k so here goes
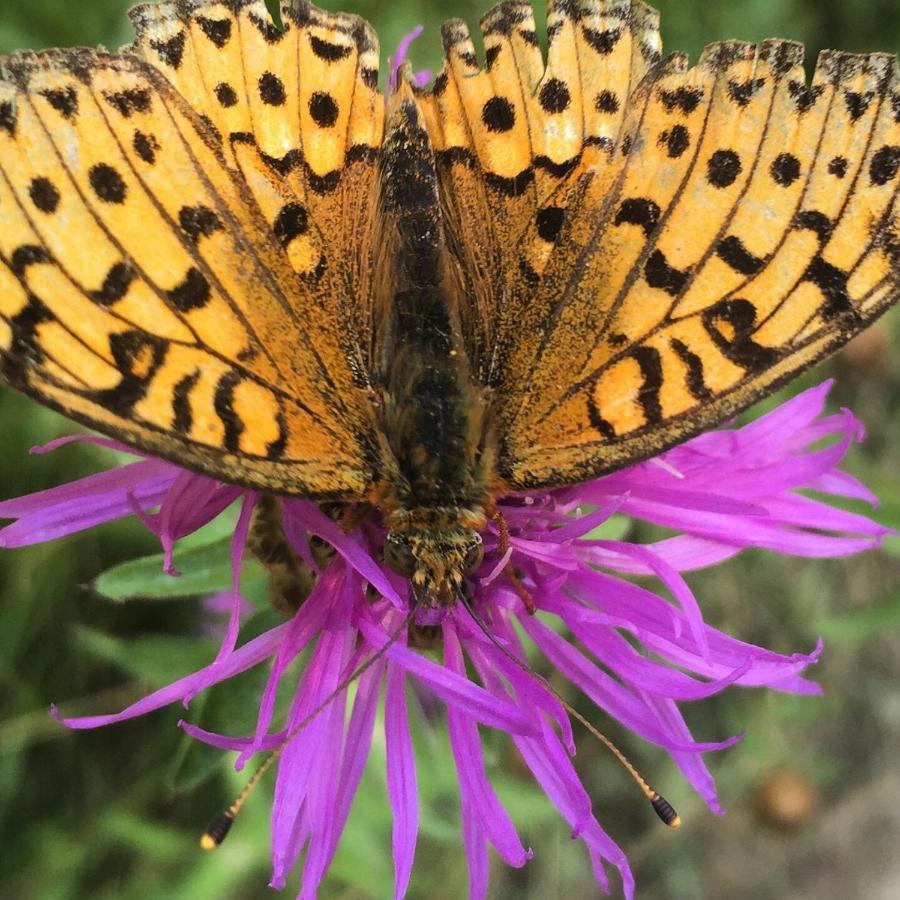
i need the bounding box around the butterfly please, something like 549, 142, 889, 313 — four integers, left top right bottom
0, 0, 897, 605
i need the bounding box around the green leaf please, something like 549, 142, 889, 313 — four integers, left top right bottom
94, 539, 269, 603
583, 512, 632, 541
72, 626, 218, 685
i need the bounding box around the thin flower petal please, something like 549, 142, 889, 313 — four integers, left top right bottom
445, 622, 532, 868
386, 658, 419, 900
52, 622, 291, 729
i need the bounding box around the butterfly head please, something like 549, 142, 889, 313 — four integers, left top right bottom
383, 528, 484, 608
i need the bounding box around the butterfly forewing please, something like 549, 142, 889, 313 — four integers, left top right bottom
418, 0, 663, 381
422, 0, 900, 490
0, 0, 383, 497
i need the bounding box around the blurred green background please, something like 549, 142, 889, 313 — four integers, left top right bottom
1, 1, 900, 898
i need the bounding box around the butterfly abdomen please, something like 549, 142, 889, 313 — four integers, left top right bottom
373, 81, 494, 517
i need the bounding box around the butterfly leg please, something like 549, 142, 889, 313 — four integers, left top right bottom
340, 502, 374, 534
491, 509, 536, 616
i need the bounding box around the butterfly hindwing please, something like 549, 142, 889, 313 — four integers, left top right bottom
0, 0, 384, 498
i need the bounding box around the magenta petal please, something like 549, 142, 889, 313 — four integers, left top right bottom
178, 721, 284, 751
445, 623, 532, 868
357, 611, 535, 735
460, 791, 489, 900
0, 460, 176, 545
243, 574, 336, 766
284, 499, 403, 605
53, 622, 291, 729
386, 656, 419, 900
270, 594, 355, 886
328, 655, 385, 859
212, 492, 258, 664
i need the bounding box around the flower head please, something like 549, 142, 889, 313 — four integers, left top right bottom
0, 381, 888, 899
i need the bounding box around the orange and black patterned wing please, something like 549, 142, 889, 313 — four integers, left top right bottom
422, 0, 900, 490
0, 0, 383, 498
419, 0, 662, 380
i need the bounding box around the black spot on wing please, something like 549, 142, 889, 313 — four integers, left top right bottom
481, 96, 516, 132
707, 149, 742, 188
150, 31, 186, 68
658, 124, 689, 158
803, 256, 856, 320
843, 90, 873, 120
793, 210, 832, 244
0, 100, 18, 136
614, 197, 661, 236
533, 155, 578, 178
259, 72, 286, 106
40, 86, 78, 119
659, 86, 704, 114
770, 152, 801, 186
870, 145, 900, 186
273, 203, 308, 245
167, 267, 211, 311
788, 81, 824, 113
103, 88, 152, 117
96, 331, 168, 415
595, 90, 620, 114
11, 245, 51, 276
630, 345, 663, 424
172, 368, 200, 435
702, 298, 778, 371
133, 130, 160, 164
644, 250, 688, 295
309, 34, 352, 61
29, 177, 60, 214
536, 206, 564, 242
581, 26, 621, 54
248, 11, 285, 43
309, 91, 339, 127
539, 78, 570, 114
671, 338, 712, 401
89, 262, 136, 306
716, 235, 763, 275
587, 391, 617, 440
266, 410, 288, 459
89, 163, 127, 204
195, 15, 232, 48
9, 293, 53, 360
178, 205, 223, 243
213, 370, 244, 453
214, 82, 238, 107
484, 168, 534, 196
828, 156, 848, 178
432, 71, 448, 96
727, 77, 765, 107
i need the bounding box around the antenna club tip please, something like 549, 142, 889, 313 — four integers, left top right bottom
200, 810, 235, 850
650, 792, 681, 828
200, 834, 219, 852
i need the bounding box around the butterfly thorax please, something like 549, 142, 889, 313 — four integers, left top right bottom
372, 89, 494, 606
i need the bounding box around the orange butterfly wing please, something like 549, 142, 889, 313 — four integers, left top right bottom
421, 0, 900, 489
0, 0, 383, 497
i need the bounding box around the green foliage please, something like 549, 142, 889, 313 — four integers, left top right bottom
1, 2, 899, 899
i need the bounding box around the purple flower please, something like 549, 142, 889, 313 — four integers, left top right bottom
0, 381, 889, 898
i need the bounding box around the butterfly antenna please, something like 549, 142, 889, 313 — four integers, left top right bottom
458, 586, 681, 829
201, 602, 418, 850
